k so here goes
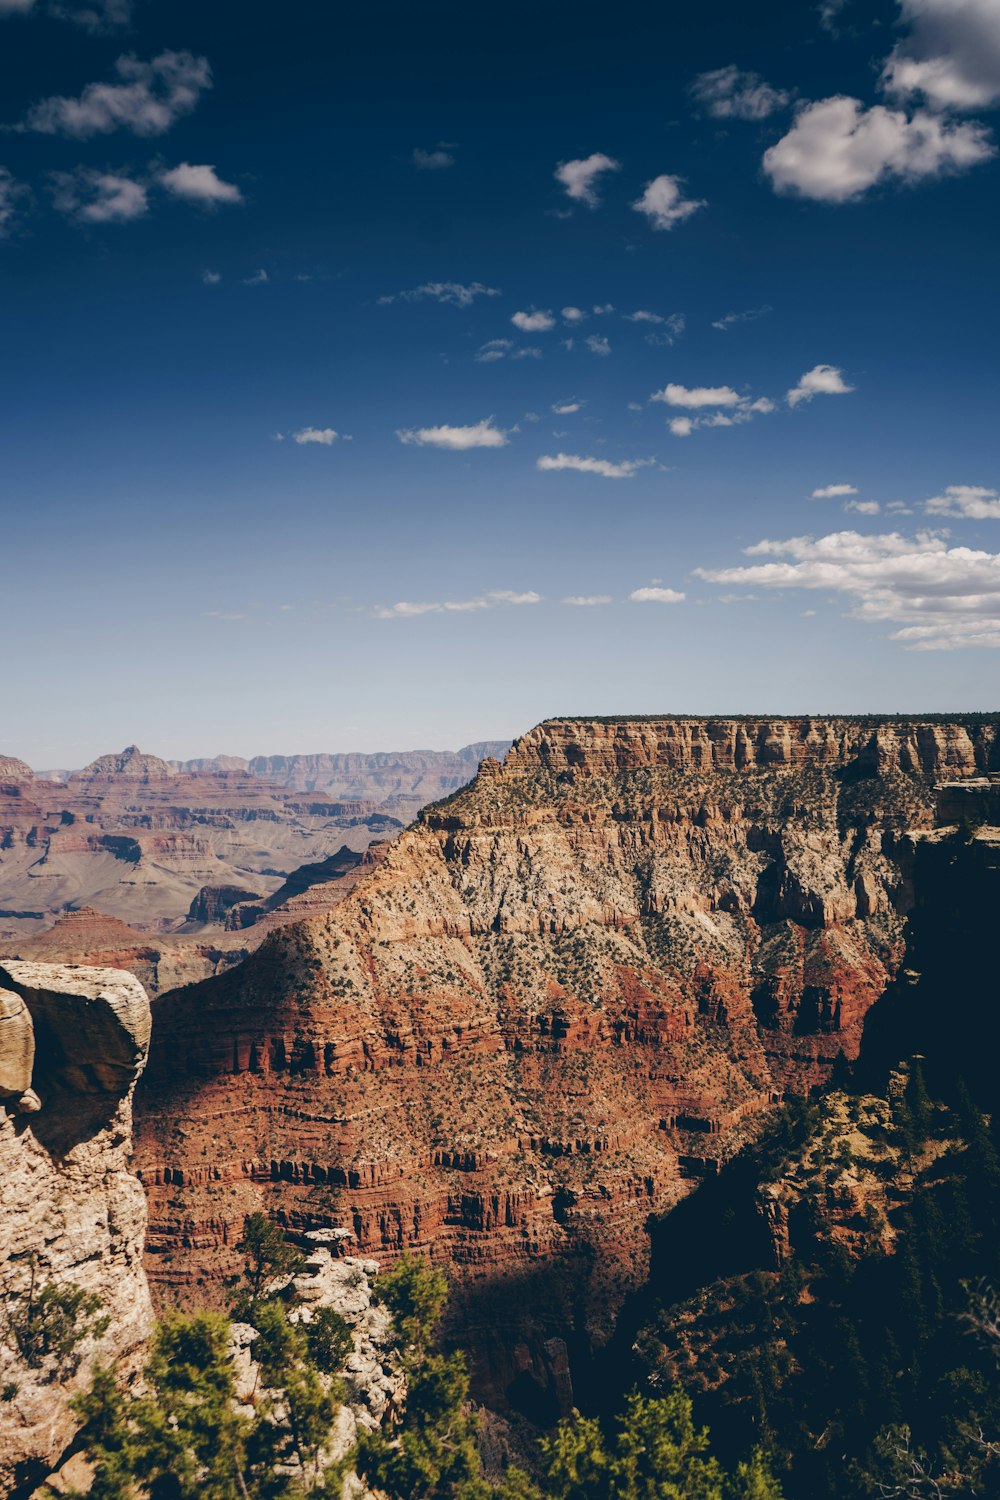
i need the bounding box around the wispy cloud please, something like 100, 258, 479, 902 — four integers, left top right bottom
690, 65, 791, 120
696, 527, 1000, 649
21, 50, 211, 137
812, 483, 858, 499
412, 146, 455, 170
585, 334, 611, 356
924, 484, 1000, 519
49, 167, 147, 222
712, 305, 771, 332
293, 427, 339, 446
242, 268, 268, 285
630, 586, 686, 603
375, 588, 540, 618
201, 268, 221, 285
652, 382, 743, 409
397, 418, 509, 450
552, 401, 583, 414
512, 309, 555, 332
537, 453, 653, 479
0, 166, 28, 236
562, 594, 612, 606
786, 363, 854, 406
845, 499, 880, 514
379, 281, 500, 308
652, 381, 775, 435
632, 174, 705, 230
475, 339, 513, 363
4, 0, 136, 27
554, 152, 621, 207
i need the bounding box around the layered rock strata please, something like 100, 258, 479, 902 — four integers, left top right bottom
0, 962, 153, 1499
133, 716, 998, 1409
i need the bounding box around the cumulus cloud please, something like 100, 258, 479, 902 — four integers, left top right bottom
562, 594, 612, 605
845, 499, 881, 513
625, 309, 663, 323
632, 174, 706, 230
630, 586, 686, 603
695, 527, 1000, 649
412, 147, 455, 169
690, 65, 791, 119
652, 382, 743, 408
763, 95, 993, 201
882, 0, 1000, 111
552, 401, 583, 414
669, 417, 695, 437
49, 167, 147, 222
293, 427, 339, 446
0, 166, 27, 236
375, 588, 540, 619
159, 162, 242, 204
23, 50, 211, 137
537, 453, 653, 479
787, 363, 854, 406
924, 483, 1000, 518
562, 306, 587, 322
554, 152, 621, 207
812, 482, 859, 498
397, 418, 509, 450
586, 334, 611, 356
712, 305, 771, 332
379, 281, 500, 308
512, 309, 555, 332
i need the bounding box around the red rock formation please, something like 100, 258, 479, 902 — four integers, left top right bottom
132, 716, 998, 1409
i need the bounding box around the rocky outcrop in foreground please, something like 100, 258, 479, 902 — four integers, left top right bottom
0, 962, 153, 1499
133, 716, 999, 1411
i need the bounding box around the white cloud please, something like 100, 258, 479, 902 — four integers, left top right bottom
585, 334, 611, 356
630, 586, 686, 603
160, 162, 242, 205
845, 499, 881, 514
812, 482, 858, 498
787, 363, 854, 406
882, 0, 1000, 111
669, 417, 695, 437
293, 427, 339, 446
475, 339, 512, 362
0, 0, 34, 11
562, 306, 587, 322
0, 167, 27, 236
562, 594, 612, 606
712, 305, 771, 332
652, 383, 743, 408
512, 346, 542, 360
537, 453, 653, 479
49, 0, 134, 28
243, 268, 268, 285
201, 269, 221, 285
380, 281, 500, 307
554, 152, 621, 207
412, 147, 455, 169
924, 483, 1000, 518
50, 167, 147, 222
24, 50, 211, 137
593, 303, 614, 315
690, 65, 791, 119
512, 309, 555, 332
695, 527, 1000, 649
552, 401, 583, 414
625, 309, 663, 323
763, 95, 993, 202
632, 174, 706, 230
376, 588, 540, 618
397, 418, 509, 450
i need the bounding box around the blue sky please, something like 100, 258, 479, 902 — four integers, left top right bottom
1, 0, 998, 765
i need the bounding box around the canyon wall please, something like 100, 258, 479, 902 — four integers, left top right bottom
0, 961, 153, 1499
132, 716, 999, 1411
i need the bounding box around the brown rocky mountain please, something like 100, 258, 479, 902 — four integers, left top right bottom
132, 714, 1000, 1413
0, 741, 511, 987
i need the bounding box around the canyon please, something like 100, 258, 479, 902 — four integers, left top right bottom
131, 714, 1000, 1413
0, 740, 508, 993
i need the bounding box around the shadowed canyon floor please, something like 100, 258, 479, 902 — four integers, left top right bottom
131, 715, 1000, 1412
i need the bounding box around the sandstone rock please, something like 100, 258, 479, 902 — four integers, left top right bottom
0, 962, 154, 1500
0, 988, 34, 1101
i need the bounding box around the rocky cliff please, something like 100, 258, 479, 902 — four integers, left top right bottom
132, 715, 999, 1412
0, 961, 153, 1498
